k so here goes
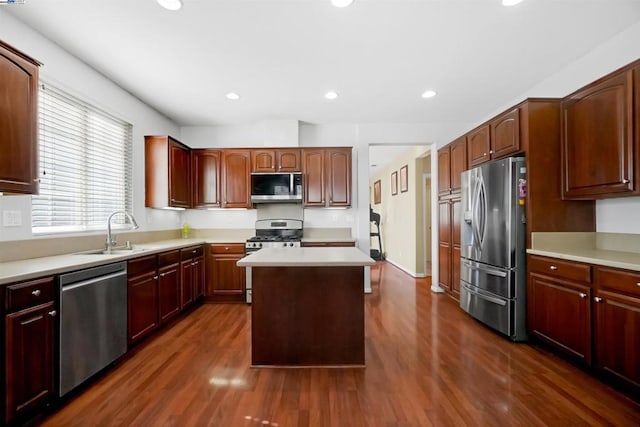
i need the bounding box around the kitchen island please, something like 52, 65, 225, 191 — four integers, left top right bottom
237, 247, 375, 367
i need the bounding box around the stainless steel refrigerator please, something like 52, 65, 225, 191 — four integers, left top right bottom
460, 156, 527, 341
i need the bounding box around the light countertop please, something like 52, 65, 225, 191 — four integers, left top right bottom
0, 239, 207, 285
527, 232, 640, 272
237, 247, 375, 267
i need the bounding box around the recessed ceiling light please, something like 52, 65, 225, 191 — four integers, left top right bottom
421, 90, 437, 99
331, 0, 354, 8
325, 91, 339, 100
157, 0, 183, 11
502, 0, 524, 6
226, 92, 240, 100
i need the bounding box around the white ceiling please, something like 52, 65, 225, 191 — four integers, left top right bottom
6, 0, 640, 132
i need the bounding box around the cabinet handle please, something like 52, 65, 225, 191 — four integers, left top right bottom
48, 310, 57, 317
483, 152, 487, 157
637, 282, 640, 288
579, 293, 587, 299
153, 275, 159, 280
32, 289, 41, 296
622, 179, 630, 184
549, 265, 557, 271
594, 297, 603, 303
489, 150, 494, 154
193, 250, 197, 254
159, 273, 166, 278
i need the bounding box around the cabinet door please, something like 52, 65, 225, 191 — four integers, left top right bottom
252, 150, 276, 172
562, 69, 634, 198
276, 149, 301, 172
594, 290, 640, 393
450, 137, 467, 193
180, 260, 195, 309
158, 263, 180, 325
467, 125, 491, 167
0, 42, 40, 195
192, 149, 220, 208
438, 199, 451, 246
437, 147, 451, 196
451, 246, 461, 300
222, 150, 251, 208
169, 139, 191, 208
451, 197, 462, 247
438, 244, 451, 292
529, 273, 591, 363
490, 108, 520, 159
326, 148, 351, 207
303, 149, 326, 206
207, 254, 245, 296
193, 255, 205, 298
127, 271, 158, 345
5, 302, 55, 424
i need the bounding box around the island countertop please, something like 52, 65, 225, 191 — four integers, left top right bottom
237, 247, 375, 267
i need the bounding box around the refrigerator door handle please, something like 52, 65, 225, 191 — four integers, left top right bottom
462, 260, 508, 278
478, 171, 487, 247
462, 283, 507, 306
471, 176, 482, 252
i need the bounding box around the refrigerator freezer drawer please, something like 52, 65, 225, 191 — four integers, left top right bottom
461, 258, 516, 299
460, 282, 513, 338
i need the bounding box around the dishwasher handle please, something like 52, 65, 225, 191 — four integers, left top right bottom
61, 270, 127, 292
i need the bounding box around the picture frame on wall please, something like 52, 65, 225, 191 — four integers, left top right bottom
400, 165, 408, 193
391, 171, 398, 195
373, 180, 381, 204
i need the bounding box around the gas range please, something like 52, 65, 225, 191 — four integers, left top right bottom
245, 219, 303, 253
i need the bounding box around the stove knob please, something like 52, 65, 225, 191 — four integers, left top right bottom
258, 243, 262, 248
289, 242, 294, 247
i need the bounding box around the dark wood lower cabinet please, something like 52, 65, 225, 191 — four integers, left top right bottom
528, 273, 591, 364
158, 262, 180, 325
5, 302, 55, 424
180, 259, 195, 309
127, 269, 158, 345
206, 244, 246, 303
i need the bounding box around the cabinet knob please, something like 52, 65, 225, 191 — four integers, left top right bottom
622, 179, 630, 184
549, 265, 557, 271
153, 275, 159, 280
193, 250, 197, 254
483, 152, 487, 157
48, 310, 57, 317
489, 150, 494, 154
637, 282, 640, 288
159, 273, 166, 278
579, 293, 587, 299
594, 297, 603, 303
32, 289, 41, 296
225, 247, 229, 251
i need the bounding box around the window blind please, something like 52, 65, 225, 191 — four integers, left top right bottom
32, 83, 133, 234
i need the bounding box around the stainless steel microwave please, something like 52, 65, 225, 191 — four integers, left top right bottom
250, 172, 303, 203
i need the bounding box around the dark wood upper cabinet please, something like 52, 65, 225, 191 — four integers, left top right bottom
450, 137, 467, 193
221, 149, 251, 208
490, 108, 520, 159
303, 149, 326, 206
252, 149, 301, 172
437, 147, 451, 196
145, 135, 191, 209
0, 40, 41, 195
326, 148, 351, 207
466, 125, 491, 167
562, 62, 638, 199
192, 149, 221, 208
303, 148, 351, 207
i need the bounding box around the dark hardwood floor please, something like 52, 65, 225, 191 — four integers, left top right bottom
41, 262, 639, 426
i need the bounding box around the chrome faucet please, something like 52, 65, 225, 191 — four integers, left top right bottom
106, 210, 139, 253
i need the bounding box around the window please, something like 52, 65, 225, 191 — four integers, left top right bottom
32, 83, 133, 234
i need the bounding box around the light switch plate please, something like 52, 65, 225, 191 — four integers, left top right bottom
3, 210, 22, 227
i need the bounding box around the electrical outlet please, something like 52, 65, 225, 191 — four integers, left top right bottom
2, 210, 22, 227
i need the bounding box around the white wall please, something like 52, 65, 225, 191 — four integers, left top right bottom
0, 11, 181, 242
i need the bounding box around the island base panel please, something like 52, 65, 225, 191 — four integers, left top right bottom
251, 266, 364, 366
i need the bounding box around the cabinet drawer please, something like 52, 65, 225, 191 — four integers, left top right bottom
128, 254, 157, 277
158, 250, 180, 267
528, 255, 591, 283
181, 245, 203, 260
595, 266, 640, 298
6, 276, 55, 312
209, 244, 244, 254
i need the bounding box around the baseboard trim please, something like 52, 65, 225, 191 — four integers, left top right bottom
384, 258, 428, 278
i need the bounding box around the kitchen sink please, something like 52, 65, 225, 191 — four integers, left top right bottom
77, 248, 147, 255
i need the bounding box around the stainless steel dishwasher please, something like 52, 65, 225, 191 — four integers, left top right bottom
58, 262, 127, 397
